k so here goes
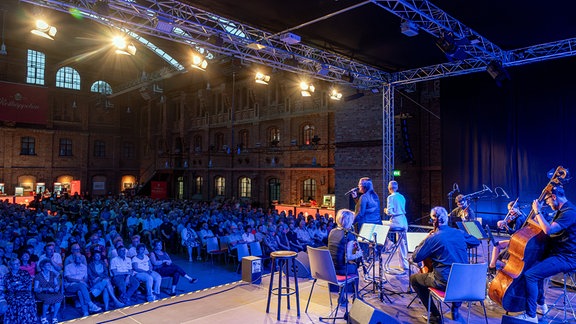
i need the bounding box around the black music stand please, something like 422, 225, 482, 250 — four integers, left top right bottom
457, 221, 489, 263
357, 223, 393, 303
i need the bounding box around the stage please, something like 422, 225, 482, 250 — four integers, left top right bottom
61, 259, 574, 324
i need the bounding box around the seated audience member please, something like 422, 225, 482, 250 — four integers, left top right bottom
19, 250, 36, 277
38, 242, 63, 275
181, 222, 201, 262
150, 240, 197, 296
64, 243, 87, 266
2, 258, 39, 324
109, 245, 140, 304
242, 226, 256, 243
132, 243, 162, 301
35, 259, 64, 324
275, 225, 295, 252
127, 235, 149, 258
88, 250, 124, 310
64, 254, 102, 316
198, 222, 215, 247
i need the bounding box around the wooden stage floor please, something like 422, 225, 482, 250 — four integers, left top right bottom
62, 241, 575, 323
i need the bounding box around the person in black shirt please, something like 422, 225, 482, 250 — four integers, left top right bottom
448, 194, 476, 228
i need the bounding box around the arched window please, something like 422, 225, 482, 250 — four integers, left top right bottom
303, 124, 315, 145
56, 67, 81, 90
302, 178, 316, 201
269, 178, 280, 202
239, 177, 251, 198
269, 127, 280, 146
238, 129, 249, 150
215, 176, 225, 196
194, 176, 203, 195
215, 132, 225, 151
90, 81, 113, 95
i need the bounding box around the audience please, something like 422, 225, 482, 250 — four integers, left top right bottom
35, 259, 64, 324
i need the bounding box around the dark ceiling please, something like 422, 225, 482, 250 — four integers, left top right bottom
186, 0, 576, 73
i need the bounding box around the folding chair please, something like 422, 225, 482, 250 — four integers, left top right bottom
427, 262, 489, 324
205, 236, 227, 264
305, 246, 358, 321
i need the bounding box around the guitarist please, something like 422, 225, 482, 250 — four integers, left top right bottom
513, 186, 576, 323
410, 206, 480, 323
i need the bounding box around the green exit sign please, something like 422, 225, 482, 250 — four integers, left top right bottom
393, 170, 401, 177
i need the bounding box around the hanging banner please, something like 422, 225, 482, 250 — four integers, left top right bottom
70, 180, 81, 196
151, 181, 167, 199
0, 81, 48, 125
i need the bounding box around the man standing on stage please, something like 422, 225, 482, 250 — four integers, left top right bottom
384, 180, 409, 271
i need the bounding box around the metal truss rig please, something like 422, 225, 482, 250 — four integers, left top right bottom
20, 0, 576, 88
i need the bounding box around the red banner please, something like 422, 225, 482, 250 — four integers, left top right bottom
151, 181, 167, 199
0, 81, 48, 125
70, 180, 81, 195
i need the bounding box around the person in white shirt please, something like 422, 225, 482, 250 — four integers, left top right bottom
132, 244, 161, 301
384, 180, 409, 271
109, 245, 140, 304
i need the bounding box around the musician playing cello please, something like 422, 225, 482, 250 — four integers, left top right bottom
448, 194, 476, 228
410, 206, 480, 323
513, 186, 576, 322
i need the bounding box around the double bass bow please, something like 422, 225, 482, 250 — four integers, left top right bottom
488, 166, 570, 312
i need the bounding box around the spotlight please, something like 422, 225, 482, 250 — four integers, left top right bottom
400, 20, 418, 37
191, 53, 208, 71
31, 19, 57, 40
112, 36, 136, 55
486, 60, 510, 87
435, 32, 468, 61
300, 82, 315, 97
329, 89, 342, 100
255, 72, 270, 85
154, 16, 174, 33
317, 64, 329, 76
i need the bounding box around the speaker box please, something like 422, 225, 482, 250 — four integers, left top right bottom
282, 251, 311, 278
349, 299, 400, 324
501, 315, 535, 323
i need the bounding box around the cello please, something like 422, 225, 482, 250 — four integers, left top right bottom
488, 166, 570, 311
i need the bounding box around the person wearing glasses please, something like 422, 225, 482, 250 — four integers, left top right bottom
448, 194, 476, 228
512, 186, 576, 323
410, 206, 480, 323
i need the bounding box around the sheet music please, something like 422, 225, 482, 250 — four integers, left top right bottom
358, 223, 390, 245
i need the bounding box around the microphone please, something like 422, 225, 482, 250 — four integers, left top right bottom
455, 183, 459, 192
448, 182, 459, 196
345, 187, 359, 196
483, 184, 492, 193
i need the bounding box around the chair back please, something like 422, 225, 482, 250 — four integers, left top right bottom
249, 241, 263, 257
236, 243, 250, 262
307, 246, 339, 285
444, 262, 488, 302
206, 237, 219, 253
219, 237, 229, 251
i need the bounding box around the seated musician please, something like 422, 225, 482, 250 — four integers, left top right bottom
327, 209, 364, 306
410, 206, 480, 323
513, 186, 576, 323
489, 201, 528, 273
448, 195, 476, 228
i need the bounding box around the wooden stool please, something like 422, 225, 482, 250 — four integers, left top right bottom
266, 250, 300, 320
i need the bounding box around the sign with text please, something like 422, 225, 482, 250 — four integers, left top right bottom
0, 81, 48, 125
151, 181, 167, 199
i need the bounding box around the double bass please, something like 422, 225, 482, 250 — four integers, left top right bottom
488, 166, 570, 311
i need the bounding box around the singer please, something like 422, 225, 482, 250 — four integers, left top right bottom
350, 177, 381, 233
448, 194, 476, 228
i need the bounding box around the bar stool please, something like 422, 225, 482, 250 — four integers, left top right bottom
384, 228, 408, 274
266, 250, 300, 320
544, 271, 576, 323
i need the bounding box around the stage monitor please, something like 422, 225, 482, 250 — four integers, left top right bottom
358, 223, 390, 246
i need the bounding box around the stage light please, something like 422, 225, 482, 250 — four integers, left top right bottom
329, 89, 342, 100
300, 82, 315, 97
486, 60, 510, 87
400, 20, 418, 37
191, 53, 208, 71
255, 72, 270, 85
31, 19, 57, 40
154, 16, 174, 33
112, 36, 136, 55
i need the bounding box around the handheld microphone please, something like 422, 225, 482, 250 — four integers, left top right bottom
345, 187, 359, 196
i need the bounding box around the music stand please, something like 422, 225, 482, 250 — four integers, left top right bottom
357, 223, 392, 303
457, 221, 489, 263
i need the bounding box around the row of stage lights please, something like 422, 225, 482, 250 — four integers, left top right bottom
31, 19, 343, 99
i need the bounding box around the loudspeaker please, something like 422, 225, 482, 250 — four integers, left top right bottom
501, 315, 535, 323
282, 251, 311, 278
349, 299, 400, 324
